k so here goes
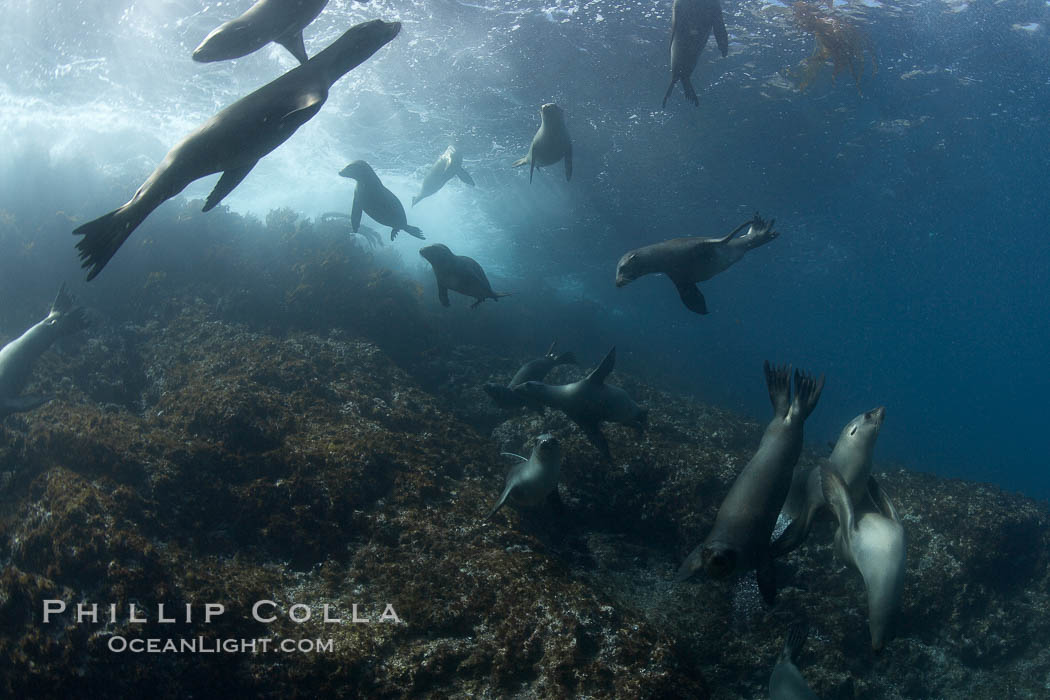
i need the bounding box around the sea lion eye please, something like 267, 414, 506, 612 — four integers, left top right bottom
850, 426, 858, 436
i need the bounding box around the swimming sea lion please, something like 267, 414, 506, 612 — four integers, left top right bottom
338, 160, 423, 241
487, 434, 562, 519
615, 214, 778, 315
74, 19, 401, 280
412, 145, 476, 206
772, 406, 885, 557
663, 0, 729, 108
0, 285, 89, 418
483, 340, 578, 411
823, 469, 906, 652
318, 212, 383, 248
418, 244, 509, 308
192, 0, 328, 65
512, 347, 648, 459
677, 363, 824, 604
511, 103, 572, 183
769, 621, 819, 700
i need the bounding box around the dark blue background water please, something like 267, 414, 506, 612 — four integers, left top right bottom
1, 0, 1048, 496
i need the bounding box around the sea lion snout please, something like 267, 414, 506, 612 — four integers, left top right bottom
615, 252, 639, 287
702, 545, 736, 578
865, 406, 886, 426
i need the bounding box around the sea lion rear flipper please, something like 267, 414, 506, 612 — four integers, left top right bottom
511, 156, 528, 168
529, 158, 535, 183
486, 482, 516, 519
822, 468, 855, 533
681, 76, 699, 107
564, 143, 572, 181
203, 163, 256, 212
584, 347, 616, 385
670, 276, 708, 314
275, 30, 309, 64
756, 552, 777, 605
578, 421, 610, 460
437, 285, 450, 307
764, 361, 792, 418
782, 621, 809, 663
791, 369, 826, 420
714, 11, 729, 57
868, 476, 901, 523
0, 395, 53, 417
350, 191, 363, 232
456, 167, 475, 187
662, 78, 676, 109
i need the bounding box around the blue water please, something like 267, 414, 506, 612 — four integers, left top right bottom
1, 0, 1048, 496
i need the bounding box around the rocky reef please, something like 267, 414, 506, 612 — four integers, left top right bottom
1, 206, 1049, 698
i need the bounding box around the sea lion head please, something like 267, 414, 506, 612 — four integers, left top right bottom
701, 543, 737, 578
419, 244, 454, 265
837, 406, 885, 453
540, 103, 564, 123
614, 250, 644, 287
533, 433, 561, 464
338, 160, 371, 180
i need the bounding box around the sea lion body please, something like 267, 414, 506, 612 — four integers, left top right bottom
769, 622, 819, 700
823, 470, 906, 651
512, 347, 647, 459
512, 103, 572, 183
0, 285, 88, 417
678, 363, 824, 604
487, 434, 562, 518
419, 244, 508, 308
74, 20, 401, 280
773, 407, 885, 556
339, 160, 423, 241
412, 146, 475, 206
192, 0, 329, 64
615, 215, 778, 314
483, 341, 578, 411
663, 0, 729, 108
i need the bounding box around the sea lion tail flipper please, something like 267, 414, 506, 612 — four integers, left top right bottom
868, 476, 901, 523
203, 164, 255, 212
821, 468, 856, 534
73, 206, 147, 281
486, 483, 515, 519
791, 368, 826, 420
782, 621, 809, 663
675, 546, 704, 582
764, 361, 792, 418
0, 395, 53, 417
350, 191, 363, 232
438, 285, 450, 307
402, 225, 425, 240
564, 143, 572, 181
756, 552, 777, 605
275, 30, 309, 64
511, 156, 528, 168
681, 76, 699, 107
671, 277, 709, 314
714, 13, 729, 57
585, 347, 616, 385
456, 167, 475, 186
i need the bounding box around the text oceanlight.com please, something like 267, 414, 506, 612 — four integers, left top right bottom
107, 637, 334, 654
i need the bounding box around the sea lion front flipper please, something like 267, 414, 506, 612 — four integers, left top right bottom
275, 30, 309, 64
437, 284, 450, 307
484, 384, 524, 410
401, 224, 425, 240
670, 275, 708, 314
868, 476, 901, 523
203, 163, 255, 212
578, 421, 610, 460
584, 347, 616, 385
770, 517, 807, 558
529, 157, 535, 183
713, 8, 729, 57
456, 167, 475, 186
756, 551, 777, 605
0, 394, 53, 417
675, 546, 704, 582
546, 489, 565, 516
822, 468, 856, 533
487, 482, 516, 519
350, 190, 363, 232
564, 143, 572, 181
499, 452, 529, 463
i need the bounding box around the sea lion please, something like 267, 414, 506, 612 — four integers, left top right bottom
192, 0, 329, 65
512, 347, 648, 459
0, 285, 88, 418
663, 0, 729, 108
74, 19, 401, 281
615, 214, 778, 315
511, 103, 572, 183
418, 244, 509, 308
338, 161, 424, 241
487, 434, 562, 519
412, 145, 475, 206
769, 621, 819, 700
318, 212, 383, 248
483, 340, 578, 411
823, 469, 906, 652
677, 363, 824, 604
772, 406, 885, 557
